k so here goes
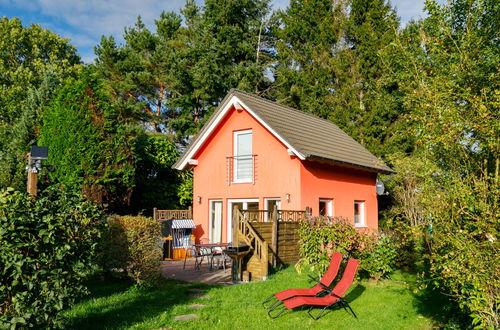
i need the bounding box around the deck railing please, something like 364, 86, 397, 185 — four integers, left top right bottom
240, 209, 307, 223
234, 207, 268, 277
153, 207, 192, 222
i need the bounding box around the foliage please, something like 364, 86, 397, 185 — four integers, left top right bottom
102, 215, 162, 285
95, 0, 273, 139
0, 186, 105, 328
39, 68, 138, 211
361, 234, 398, 280
296, 217, 396, 280
177, 170, 193, 207
129, 134, 182, 214
272, 0, 405, 159
385, 0, 500, 326
0, 17, 80, 190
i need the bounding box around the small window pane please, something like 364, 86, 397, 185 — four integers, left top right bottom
354, 201, 364, 226
237, 132, 252, 156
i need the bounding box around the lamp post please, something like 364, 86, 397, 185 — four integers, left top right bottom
25, 146, 53, 196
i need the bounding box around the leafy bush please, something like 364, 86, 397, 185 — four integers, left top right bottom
362, 234, 398, 280
297, 217, 396, 280
101, 215, 162, 284
0, 186, 105, 328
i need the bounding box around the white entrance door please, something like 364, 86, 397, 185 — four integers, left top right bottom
210, 200, 223, 243
227, 199, 259, 242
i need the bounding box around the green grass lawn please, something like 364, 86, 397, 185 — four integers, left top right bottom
64, 267, 450, 329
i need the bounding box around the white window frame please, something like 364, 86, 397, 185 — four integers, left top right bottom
264, 198, 281, 222
209, 199, 223, 244
233, 129, 253, 183
354, 201, 366, 227
227, 198, 259, 242
319, 199, 333, 217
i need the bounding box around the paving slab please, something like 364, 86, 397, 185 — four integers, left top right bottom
188, 304, 208, 309
174, 314, 199, 321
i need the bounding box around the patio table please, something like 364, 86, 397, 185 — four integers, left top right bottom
194, 243, 230, 270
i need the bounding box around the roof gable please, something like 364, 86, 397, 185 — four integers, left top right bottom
174, 90, 394, 174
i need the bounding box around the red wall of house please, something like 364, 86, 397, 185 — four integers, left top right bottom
192, 105, 302, 243
299, 161, 378, 231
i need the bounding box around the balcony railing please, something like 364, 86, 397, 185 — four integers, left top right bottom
226, 154, 257, 185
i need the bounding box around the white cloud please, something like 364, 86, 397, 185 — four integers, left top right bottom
32, 0, 188, 37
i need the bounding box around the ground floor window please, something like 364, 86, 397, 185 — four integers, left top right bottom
210, 200, 223, 243
319, 199, 333, 217
354, 201, 365, 227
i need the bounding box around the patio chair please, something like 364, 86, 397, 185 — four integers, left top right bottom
268, 258, 359, 320
262, 252, 343, 309
183, 244, 211, 270
211, 243, 231, 271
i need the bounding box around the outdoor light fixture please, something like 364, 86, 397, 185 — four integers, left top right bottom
25, 146, 54, 174
285, 193, 290, 203
197, 196, 202, 204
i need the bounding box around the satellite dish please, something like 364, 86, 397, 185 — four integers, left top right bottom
376, 179, 385, 195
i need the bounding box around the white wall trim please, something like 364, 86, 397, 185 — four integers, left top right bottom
175, 95, 305, 170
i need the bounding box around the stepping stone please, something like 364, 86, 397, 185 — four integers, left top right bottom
189, 293, 210, 299
189, 304, 208, 309
174, 314, 199, 321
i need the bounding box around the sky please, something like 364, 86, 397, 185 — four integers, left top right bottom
0, 0, 429, 63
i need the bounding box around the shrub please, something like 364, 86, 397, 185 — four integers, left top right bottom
362, 234, 398, 280
101, 215, 162, 284
297, 217, 396, 280
0, 186, 105, 328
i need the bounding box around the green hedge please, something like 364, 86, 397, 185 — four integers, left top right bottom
101, 215, 162, 285
0, 186, 105, 328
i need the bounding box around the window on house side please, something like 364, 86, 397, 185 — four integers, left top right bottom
354, 201, 365, 227
234, 130, 252, 182
319, 199, 332, 217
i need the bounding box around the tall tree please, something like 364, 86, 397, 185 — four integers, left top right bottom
0, 17, 80, 189
95, 0, 273, 141
389, 0, 499, 326
342, 0, 403, 156
39, 68, 137, 211
272, 0, 403, 158
272, 0, 346, 119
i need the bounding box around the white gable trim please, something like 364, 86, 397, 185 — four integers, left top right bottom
175, 95, 305, 170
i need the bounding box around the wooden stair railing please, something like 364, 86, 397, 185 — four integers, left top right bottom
234, 208, 269, 279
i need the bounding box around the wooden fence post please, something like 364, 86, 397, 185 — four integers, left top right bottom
153, 208, 157, 221
271, 205, 279, 268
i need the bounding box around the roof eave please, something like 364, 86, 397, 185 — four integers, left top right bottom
305, 154, 395, 175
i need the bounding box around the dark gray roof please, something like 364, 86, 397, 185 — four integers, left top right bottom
174, 89, 394, 174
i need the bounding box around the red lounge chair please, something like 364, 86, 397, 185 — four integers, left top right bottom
268, 258, 359, 320
262, 252, 343, 309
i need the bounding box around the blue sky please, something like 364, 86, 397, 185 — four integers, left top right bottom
0, 0, 429, 63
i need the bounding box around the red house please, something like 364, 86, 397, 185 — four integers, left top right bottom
174, 90, 394, 243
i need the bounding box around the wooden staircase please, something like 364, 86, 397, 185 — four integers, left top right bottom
234, 208, 269, 280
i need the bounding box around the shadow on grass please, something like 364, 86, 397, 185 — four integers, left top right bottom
67, 278, 216, 329
396, 272, 469, 328
411, 285, 469, 327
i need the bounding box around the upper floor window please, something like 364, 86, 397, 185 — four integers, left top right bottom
354, 201, 365, 227
319, 199, 333, 217
233, 130, 253, 183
